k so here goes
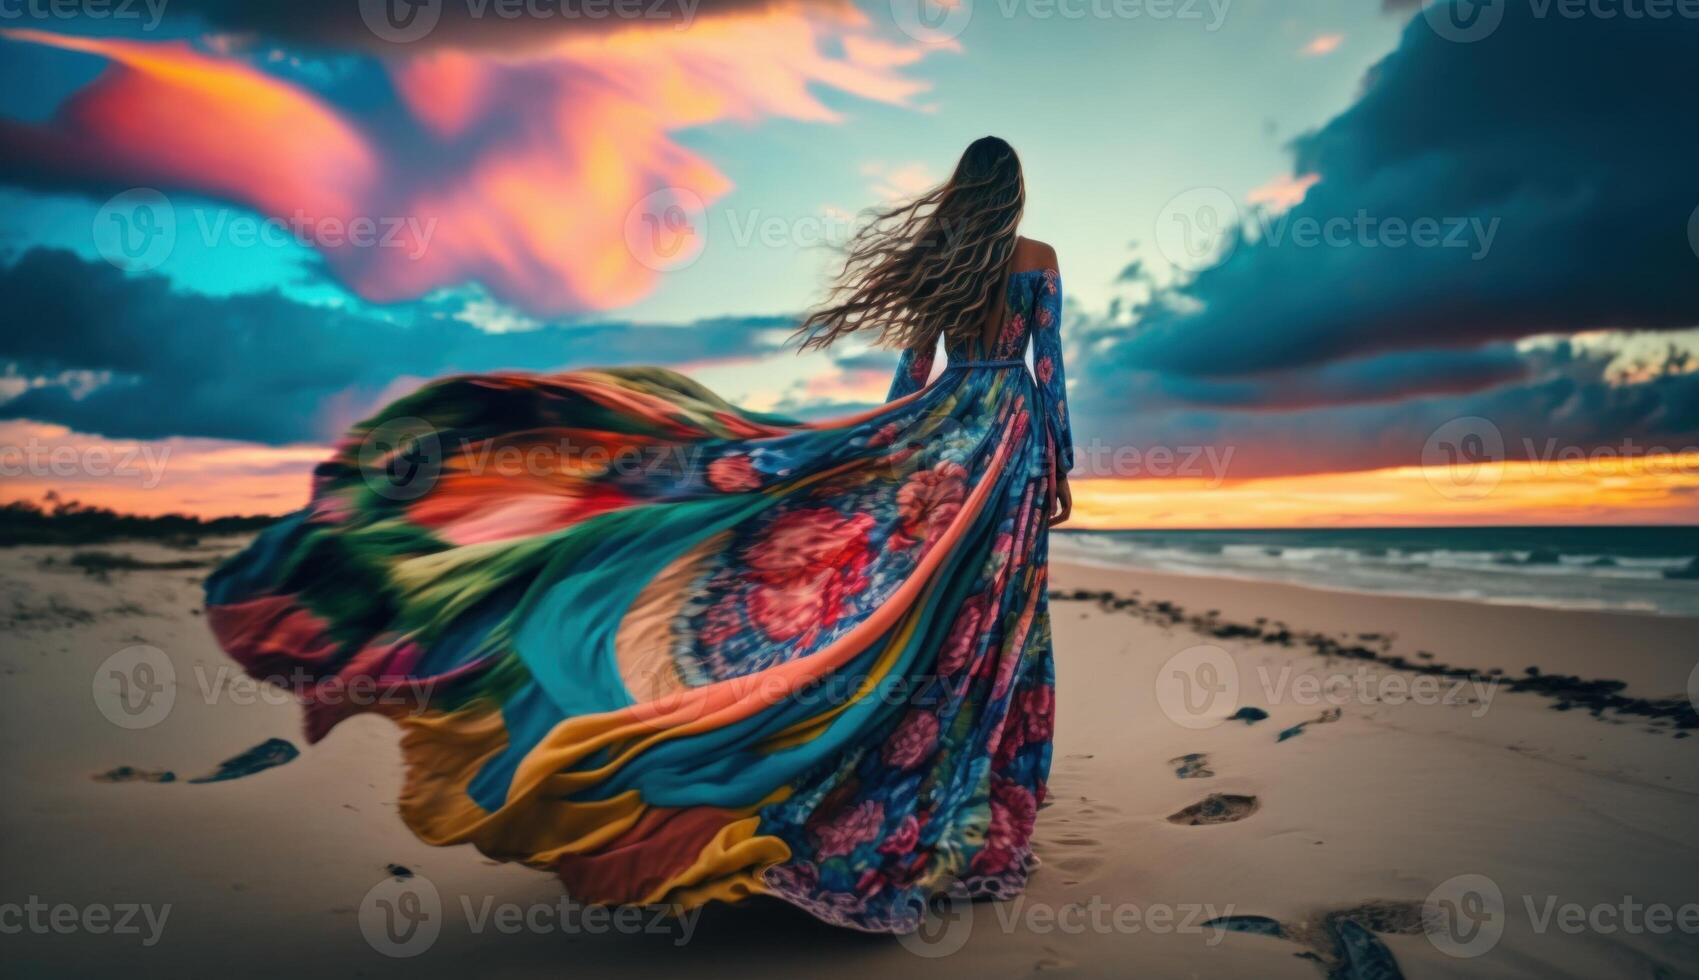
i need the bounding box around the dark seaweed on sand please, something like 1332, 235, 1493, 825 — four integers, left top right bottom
189, 738, 300, 784
1053, 588, 1699, 733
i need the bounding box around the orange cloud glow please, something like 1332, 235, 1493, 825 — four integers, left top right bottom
0, 422, 322, 517
1246, 172, 1320, 214
1, 28, 375, 219
1301, 33, 1344, 56
8, 415, 1697, 529
790, 368, 892, 405
1071, 453, 1699, 528
2, 6, 942, 314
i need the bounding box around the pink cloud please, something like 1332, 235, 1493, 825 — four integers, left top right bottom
1, 6, 942, 316
1246, 172, 1320, 214
860, 160, 938, 202
0, 421, 322, 517
1301, 33, 1345, 56
791, 367, 890, 406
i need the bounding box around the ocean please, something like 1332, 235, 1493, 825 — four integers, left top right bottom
1051, 526, 1699, 617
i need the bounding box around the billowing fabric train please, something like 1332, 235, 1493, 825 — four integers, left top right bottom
206, 268, 1073, 933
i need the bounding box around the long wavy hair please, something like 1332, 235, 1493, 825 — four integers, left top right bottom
795, 136, 1025, 353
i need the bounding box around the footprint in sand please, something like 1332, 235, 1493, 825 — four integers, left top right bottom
1032, 945, 1076, 971
188, 737, 300, 784
1051, 753, 1095, 780
1166, 793, 1259, 825
1169, 752, 1215, 779
1036, 807, 1106, 850
92, 765, 175, 783
1037, 793, 1121, 882
1278, 707, 1343, 743
1206, 901, 1421, 980
1048, 833, 1101, 847
1064, 799, 1125, 822
1051, 854, 1102, 877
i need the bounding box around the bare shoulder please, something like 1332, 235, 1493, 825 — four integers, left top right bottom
1013, 236, 1058, 273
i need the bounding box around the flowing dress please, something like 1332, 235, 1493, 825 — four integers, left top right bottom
204, 267, 1075, 933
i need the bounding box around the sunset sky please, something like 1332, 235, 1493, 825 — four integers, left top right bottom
1, 0, 1696, 526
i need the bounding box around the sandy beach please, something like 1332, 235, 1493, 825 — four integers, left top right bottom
3, 541, 1696, 978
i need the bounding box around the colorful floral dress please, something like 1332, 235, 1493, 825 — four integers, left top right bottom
204, 267, 1073, 933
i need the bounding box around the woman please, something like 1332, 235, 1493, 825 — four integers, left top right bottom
205, 136, 1073, 933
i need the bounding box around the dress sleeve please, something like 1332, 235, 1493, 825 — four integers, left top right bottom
1031, 269, 1075, 473
885, 339, 937, 402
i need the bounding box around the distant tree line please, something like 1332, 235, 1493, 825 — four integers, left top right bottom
0, 493, 279, 547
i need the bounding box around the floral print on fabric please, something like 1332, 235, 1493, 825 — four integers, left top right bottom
757, 269, 1068, 931
203, 267, 1072, 935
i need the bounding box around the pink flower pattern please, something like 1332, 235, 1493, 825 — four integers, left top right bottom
707, 453, 761, 492
882, 710, 940, 770
896, 460, 967, 550
744, 507, 875, 647
815, 800, 885, 859
996, 312, 1027, 354
743, 270, 1067, 930
1021, 685, 1055, 743
938, 594, 989, 676
877, 814, 921, 855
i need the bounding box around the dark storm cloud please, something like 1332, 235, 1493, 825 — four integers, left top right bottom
0, 248, 788, 444
1115, 344, 1529, 412
1070, 340, 1699, 480
1102, 2, 1699, 381
830, 350, 900, 374
1041, 0, 1699, 480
